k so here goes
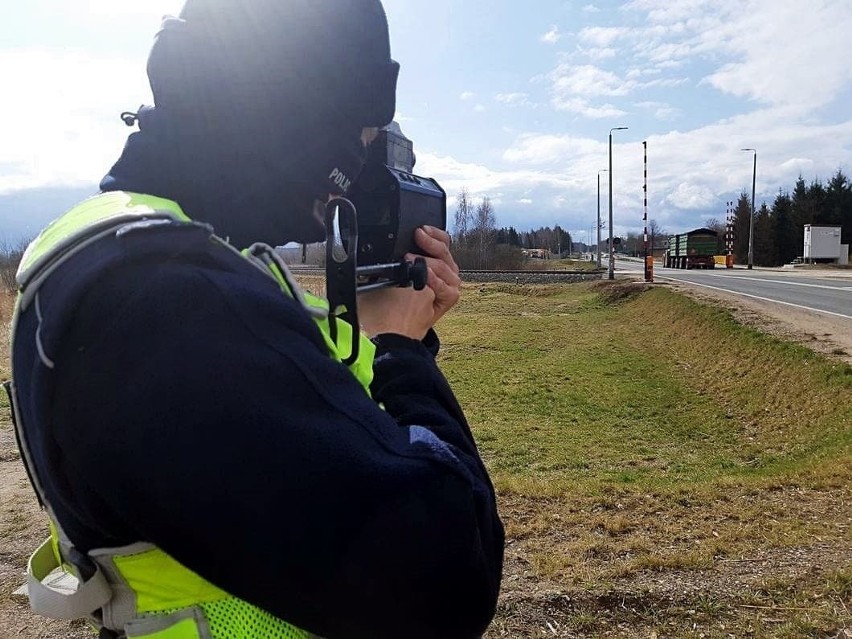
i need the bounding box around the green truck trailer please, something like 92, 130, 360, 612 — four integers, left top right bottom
664, 228, 718, 269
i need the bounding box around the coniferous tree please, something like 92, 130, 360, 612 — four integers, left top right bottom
791, 176, 812, 233
553, 225, 571, 256
771, 190, 797, 265
508, 226, 520, 247
807, 179, 827, 225
753, 203, 776, 266
825, 169, 852, 245
732, 192, 751, 264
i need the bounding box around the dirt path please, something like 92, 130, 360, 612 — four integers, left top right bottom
0, 426, 92, 638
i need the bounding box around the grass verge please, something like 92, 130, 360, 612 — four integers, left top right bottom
437, 281, 850, 637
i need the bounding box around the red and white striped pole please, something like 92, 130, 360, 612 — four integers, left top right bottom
725, 200, 734, 268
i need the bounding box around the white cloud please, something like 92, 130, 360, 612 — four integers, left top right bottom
459, 91, 475, 101
582, 4, 600, 13
519, 198, 533, 205
551, 97, 627, 119
503, 134, 603, 165
473, 104, 486, 113
550, 64, 635, 99
81, 0, 181, 17
666, 183, 716, 209
545, 2, 851, 124
415, 151, 573, 200
643, 77, 690, 90
578, 26, 630, 48
424, 101, 852, 235
634, 101, 682, 121
702, 1, 852, 111
780, 158, 815, 173
624, 0, 852, 113
0, 48, 151, 193
541, 26, 562, 44
626, 0, 731, 27
393, 3, 850, 234
494, 92, 530, 106
577, 46, 617, 61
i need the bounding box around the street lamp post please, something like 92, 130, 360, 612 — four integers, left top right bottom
596, 169, 607, 268
742, 148, 757, 270
608, 126, 628, 280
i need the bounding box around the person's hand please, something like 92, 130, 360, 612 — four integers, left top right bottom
357, 285, 435, 340
405, 225, 462, 325
357, 226, 461, 340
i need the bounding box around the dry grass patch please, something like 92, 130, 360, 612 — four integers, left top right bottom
0, 291, 13, 377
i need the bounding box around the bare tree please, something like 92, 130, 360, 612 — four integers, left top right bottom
703, 217, 727, 254
472, 196, 496, 269
453, 188, 473, 248
624, 231, 640, 256
0, 238, 28, 292
648, 219, 667, 251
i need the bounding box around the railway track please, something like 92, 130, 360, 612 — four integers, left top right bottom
289, 266, 604, 284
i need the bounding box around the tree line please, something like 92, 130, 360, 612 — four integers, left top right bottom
0, 239, 28, 292
610, 168, 851, 266
722, 170, 852, 266
452, 187, 574, 270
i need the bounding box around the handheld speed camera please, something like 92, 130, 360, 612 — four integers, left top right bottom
324, 124, 447, 363
348, 124, 446, 268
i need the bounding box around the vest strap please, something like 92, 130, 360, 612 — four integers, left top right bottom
244, 242, 327, 320
123, 606, 210, 639
27, 537, 112, 620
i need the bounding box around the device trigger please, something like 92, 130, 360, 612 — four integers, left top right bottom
410, 257, 428, 291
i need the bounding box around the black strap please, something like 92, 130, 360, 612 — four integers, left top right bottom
3, 380, 44, 509
325, 198, 360, 366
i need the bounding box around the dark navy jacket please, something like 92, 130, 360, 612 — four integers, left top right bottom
11, 216, 504, 639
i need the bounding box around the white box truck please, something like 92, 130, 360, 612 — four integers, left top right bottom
803, 225, 842, 262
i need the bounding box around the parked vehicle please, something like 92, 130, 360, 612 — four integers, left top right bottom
664, 228, 718, 269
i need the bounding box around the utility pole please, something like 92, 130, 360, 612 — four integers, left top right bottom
608, 126, 628, 280
741, 148, 757, 269
597, 169, 607, 268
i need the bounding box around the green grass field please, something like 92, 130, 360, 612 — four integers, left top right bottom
438, 281, 851, 637
2, 282, 850, 637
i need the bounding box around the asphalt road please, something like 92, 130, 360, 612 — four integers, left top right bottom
614, 258, 852, 320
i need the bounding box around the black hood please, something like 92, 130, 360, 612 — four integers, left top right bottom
101, 0, 398, 247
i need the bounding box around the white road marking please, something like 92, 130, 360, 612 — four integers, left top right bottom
655, 275, 852, 320
652, 270, 852, 291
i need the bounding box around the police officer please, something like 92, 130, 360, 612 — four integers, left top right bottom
7, 1, 504, 638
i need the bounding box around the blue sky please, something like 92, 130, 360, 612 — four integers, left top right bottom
2, 0, 852, 244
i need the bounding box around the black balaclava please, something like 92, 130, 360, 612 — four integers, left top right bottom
101, 0, 399, 246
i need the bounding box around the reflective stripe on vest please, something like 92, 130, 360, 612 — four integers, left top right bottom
11, 191, 377, 638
